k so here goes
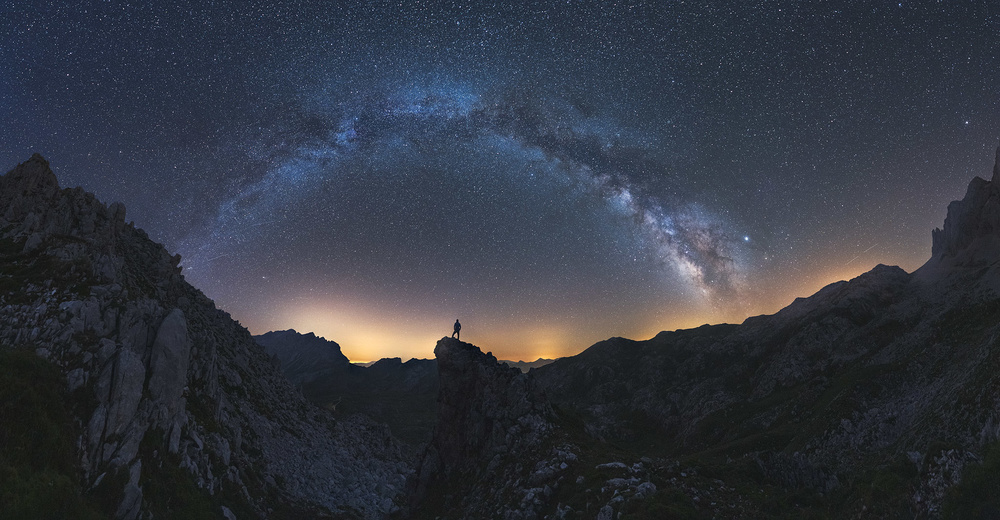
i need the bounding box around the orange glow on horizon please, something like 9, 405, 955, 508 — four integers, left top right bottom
266, 300, 445, 362
241, 259, 917, 363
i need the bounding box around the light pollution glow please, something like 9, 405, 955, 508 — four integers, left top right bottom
238, 248, 919, 363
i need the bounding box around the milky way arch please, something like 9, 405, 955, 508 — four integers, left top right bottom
181, 81, 747, 307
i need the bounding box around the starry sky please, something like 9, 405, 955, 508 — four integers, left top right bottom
3, 1, 999, 362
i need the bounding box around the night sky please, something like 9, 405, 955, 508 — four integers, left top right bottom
3, 2, 999, 362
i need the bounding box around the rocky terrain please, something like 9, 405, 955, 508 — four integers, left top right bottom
405, 148, 1000, 518
0, 155, 409, 519
8, 148, 1000, 519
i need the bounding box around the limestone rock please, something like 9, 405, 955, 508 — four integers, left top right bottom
115, 460, 143, 520
409, 338, 559, 517
0, 155, 410, 518
148, 308, 190, 426
103, 347, 146, 439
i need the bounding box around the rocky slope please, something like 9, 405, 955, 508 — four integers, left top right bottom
525, 148, 1000, 518
0, 155, 409, 519
411, 147, 1000, 518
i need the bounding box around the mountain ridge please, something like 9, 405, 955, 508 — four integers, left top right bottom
0, 154, 409, 518
7, 147, 1000, 518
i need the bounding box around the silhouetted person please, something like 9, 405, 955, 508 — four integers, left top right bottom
452, 319, 461, 340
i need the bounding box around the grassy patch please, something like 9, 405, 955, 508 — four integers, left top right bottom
139, 430, 220, 520
0, 348, 106, 519
942, 440, 1000, 519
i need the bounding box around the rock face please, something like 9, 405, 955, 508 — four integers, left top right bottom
425, 338, 552, 474
0, 155, 409, 519
147, 308, 191, 451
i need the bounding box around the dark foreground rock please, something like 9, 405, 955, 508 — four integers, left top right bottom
408, 337, 569, 519
0, 155, 409, 519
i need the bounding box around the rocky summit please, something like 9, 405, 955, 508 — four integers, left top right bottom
0, 155, 409, 519
255, 329, 352, 386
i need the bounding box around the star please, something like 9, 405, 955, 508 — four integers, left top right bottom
2, 0, 998, 361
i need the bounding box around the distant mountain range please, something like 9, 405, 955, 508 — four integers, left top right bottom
255, 329, 438, 446
252, 330, 555, 443
501, 357, 557, 372
6, 148, 1000, 518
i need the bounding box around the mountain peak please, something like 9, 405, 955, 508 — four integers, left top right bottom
1, 153, 60, 202
254, 329, 349, 385
0, 156, 408, 518
926, 147, 1000, 267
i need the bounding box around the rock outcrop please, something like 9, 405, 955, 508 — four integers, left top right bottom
0, 155, 409, 518
409, 338, 568, 518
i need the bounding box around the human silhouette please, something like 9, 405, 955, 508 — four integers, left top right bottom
452, 319, 461, 340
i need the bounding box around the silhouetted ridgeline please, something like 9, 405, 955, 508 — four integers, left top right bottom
255, 329, 438, 446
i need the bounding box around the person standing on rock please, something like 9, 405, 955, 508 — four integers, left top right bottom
452, 319, 461, 340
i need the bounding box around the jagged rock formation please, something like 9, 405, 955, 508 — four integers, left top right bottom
0, 155, 409, 519
255, 329, 351, 386
409, 338, 576, 519
929, 145, 1000, 265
